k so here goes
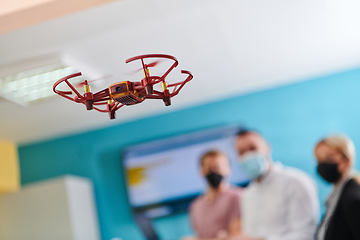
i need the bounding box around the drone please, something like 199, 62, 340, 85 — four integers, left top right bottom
53, 54, 193, 120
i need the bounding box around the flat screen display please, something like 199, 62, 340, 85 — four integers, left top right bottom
123, 126, 251, 214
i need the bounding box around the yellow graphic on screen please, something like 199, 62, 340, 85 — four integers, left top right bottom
127, 166, 147, 186
127, 158, 170, 187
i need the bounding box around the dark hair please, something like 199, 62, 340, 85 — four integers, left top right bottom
200, 150, 228, 166
236, 128, 261, 137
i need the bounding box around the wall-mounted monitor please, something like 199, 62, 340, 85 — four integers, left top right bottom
122, 125, 251, 218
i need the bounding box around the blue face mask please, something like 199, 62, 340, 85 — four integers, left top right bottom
240, 152, 269, 179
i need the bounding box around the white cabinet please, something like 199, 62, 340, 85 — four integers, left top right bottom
0, 175, 100, 240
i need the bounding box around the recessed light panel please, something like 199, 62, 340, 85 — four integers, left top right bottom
0, 63, 83, 106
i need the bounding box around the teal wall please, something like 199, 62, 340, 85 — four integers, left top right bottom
19, 67, 360, 240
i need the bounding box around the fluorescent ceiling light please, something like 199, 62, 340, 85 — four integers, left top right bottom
0, 55, 85, 106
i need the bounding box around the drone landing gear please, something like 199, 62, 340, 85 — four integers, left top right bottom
85, 100, 93, 110
106, 100, 116, 120
108, 111, 116, 120
145, 85, 154, 95
163, 96, 171, 106
162, 83, 171, 106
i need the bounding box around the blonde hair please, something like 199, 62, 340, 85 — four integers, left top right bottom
315, 134, 360, 185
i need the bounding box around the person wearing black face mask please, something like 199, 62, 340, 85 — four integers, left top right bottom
182, 150, 243, 240
315, 135, 360, 240
205, 170, 224, 189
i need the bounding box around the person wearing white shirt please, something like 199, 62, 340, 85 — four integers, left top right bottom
231, 129, 319, 240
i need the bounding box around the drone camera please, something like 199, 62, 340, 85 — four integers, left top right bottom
109, 81, 144, 105
109, 82, 128, 95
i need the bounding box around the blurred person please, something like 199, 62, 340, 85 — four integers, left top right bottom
315, 135, 360, 240
183, 150, 243, 240
232, 130, 319, 240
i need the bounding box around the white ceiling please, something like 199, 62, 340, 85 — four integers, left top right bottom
1, 0, 360, 144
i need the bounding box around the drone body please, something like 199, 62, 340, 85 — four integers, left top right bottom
109, 81, 144, 105
53, 54, 193, 119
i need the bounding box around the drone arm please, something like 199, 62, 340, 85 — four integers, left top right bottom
145, 69, 192, 99
93, 88, 110, 98
92, 101, 115, 112
145, 95, 164, 99
92, 101, 123, 112
169, 70, 193, 97
93, 100, 110, 105
152, 90, 163, 95
87, 88, 110, 106
113, 102, 124, 111
93, 96, 111, 103
92, 106, 109, 113
144, 90, 165, 99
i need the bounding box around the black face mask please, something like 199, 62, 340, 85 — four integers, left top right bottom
317, 162, 342, 183
206, 171, 223, 188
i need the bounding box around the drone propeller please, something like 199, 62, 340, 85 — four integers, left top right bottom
74, 74, 112, 88
145, 60, 162, 68
125, 60, 163, 75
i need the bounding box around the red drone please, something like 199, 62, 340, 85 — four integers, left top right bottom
53, 54, 193, 119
